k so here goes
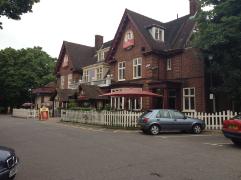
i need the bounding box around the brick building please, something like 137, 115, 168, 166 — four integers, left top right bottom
106, 0, 205, 112
54, 36, 112, 109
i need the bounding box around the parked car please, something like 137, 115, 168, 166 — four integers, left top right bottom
0, 146, 19, 180
222, 115, 241, 146
138, 109, 205, 135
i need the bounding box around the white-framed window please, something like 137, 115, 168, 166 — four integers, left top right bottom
167, 58, 172, 71
150, 27, 164, 41
110, 89, 125, 110
124, 30, 134, 42
128, 97, 142, 111
118, 62, 126, 81
67, 74, 72, 89
83, 70, 89, 82
183, 88, 195, 112
96, 67, 103, 80
133, 58, 142, 79
60, 76, 65, 89
97, 51, 105, 62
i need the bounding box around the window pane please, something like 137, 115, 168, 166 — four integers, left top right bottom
184, 97, 189, 110
138, 65, 141, 77
172, 111, 184, 119
184, 89, 189, 96
190, 97, 195, 110
190, 88, 195, 95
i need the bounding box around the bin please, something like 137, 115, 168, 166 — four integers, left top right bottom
39, 106, 49, 120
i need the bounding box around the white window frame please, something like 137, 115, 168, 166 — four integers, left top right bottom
183, 87, 196, 112
133, 58, 142, 79
128, 97, 142, 111
118, 61, 126, 81
151, 27, 164, 41
83, 70, 89, 82
67, 74, 73, 89
97, 51, 105, 62
96, 67, 103, 80
110, 89, 125, 110
124, 30, 134, 42
167, 58, 172, 71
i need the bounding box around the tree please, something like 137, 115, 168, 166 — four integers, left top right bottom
0, 47, 56, 110
0, 0, 40, 29
194, 0, 241, 111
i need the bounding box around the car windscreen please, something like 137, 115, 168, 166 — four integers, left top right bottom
231, 115, 241, 120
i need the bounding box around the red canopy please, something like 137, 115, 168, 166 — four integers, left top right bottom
100, 89, 161, 97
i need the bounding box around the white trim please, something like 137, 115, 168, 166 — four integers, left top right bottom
167, 58, 172, 71
183, 87, 196, 112
118, 61, 126, 81
133, 58, 142, 79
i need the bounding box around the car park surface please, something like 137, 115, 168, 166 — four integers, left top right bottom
0, 115, 240, 180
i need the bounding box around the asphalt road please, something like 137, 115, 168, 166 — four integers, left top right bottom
0, 115, 240, 180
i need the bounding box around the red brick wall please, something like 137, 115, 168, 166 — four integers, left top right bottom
57, 54, 80, 89
166, 48, 206, 112
110, 18, 154, 81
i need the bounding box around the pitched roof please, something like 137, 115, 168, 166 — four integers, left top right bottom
108, 9, 195, 59
102, 40, 113, 49
79, 84, 108, 100
56, 40, 113, 73
127, 9, 195, 51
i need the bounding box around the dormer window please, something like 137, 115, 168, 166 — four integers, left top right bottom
154, 28, 163, 40
148, 26, 165, 41
123, 30, 134, 49
97, 51, 105, 62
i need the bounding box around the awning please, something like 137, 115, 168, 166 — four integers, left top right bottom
100, 89, 161, 97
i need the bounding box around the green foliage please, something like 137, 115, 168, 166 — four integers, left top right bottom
67, 100, 78, 109
0, 47, 56, 108
0, 0, 40, 29
194, 0, 241, 109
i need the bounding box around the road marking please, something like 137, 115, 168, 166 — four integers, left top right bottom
203, 142, 232, 147
155, 134, 217, 139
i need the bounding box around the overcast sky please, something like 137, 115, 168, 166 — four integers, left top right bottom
0, 0, 190, 58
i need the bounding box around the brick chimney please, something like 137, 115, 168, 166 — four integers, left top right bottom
189, 0, 200, 16
95, 35, 103, 49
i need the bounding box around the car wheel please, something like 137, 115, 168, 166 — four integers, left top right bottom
9, 175, 16, 180
192, 124, 202, 134
231, 139, 241, 146
149, 125, 160, 135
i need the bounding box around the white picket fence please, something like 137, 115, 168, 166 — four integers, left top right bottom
12, 108, 38, 118
61, 110, 142, 128
61, 110, 238, 130
185, 111, 238, 130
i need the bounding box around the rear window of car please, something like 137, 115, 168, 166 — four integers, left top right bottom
140, 110, 153, 118
231, 115, 241, 120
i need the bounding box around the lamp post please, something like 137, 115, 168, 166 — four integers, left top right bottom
208, 55, 216, 112
28, 88, 32, 109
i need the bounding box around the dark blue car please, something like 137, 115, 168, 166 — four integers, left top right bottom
0, 146, 18, 180
138, 109, 205, 135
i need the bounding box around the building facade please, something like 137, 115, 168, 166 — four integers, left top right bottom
106, 1, 205, 112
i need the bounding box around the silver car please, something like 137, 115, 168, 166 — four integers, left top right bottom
138, 109, 205, 135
